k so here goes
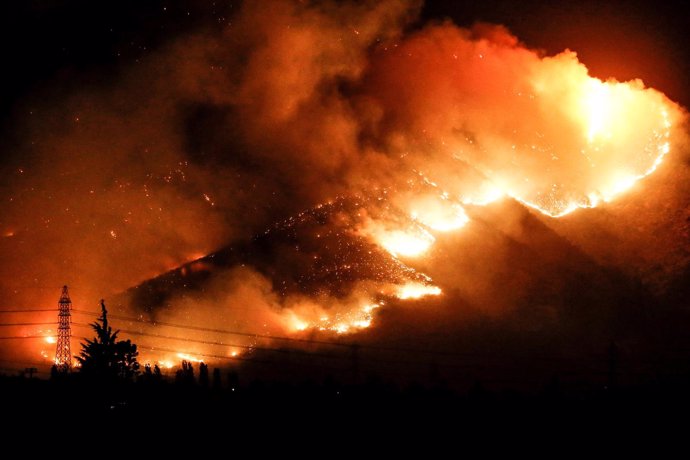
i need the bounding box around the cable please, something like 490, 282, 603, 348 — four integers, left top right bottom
2, 307, 483, 358
0, 322, 57, 327
135, 345, 271, 364
70, 322, 350, 361
0, 335, 54, 340
72, 309, 355, 348
0, 309, 56, 313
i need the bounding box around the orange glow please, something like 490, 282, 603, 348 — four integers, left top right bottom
463, 87, 673, 219
410, 196, 469, 231
379, 228, 434, 257
584, 80, 613, 142
395, 282, 442, 300
461, 185, 505, 206
2, 5, 684, 372
507, 70, 675, 217
286, 301, 382, 335
176, 352, 204, 363
360, 218, 435, 257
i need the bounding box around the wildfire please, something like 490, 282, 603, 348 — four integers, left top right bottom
394, 282, 442, 300
287, 301, 382, 335
176, 352, 204, 363
360, 218, 435, 258
379, 228, 434, 257
461, 185, 505, 207
584, 80, 614, 142
410, 196, 469, 232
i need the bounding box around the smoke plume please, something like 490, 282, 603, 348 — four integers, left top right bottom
1, 0, 687, 374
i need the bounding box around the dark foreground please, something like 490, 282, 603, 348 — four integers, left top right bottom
3, 373, 690, 436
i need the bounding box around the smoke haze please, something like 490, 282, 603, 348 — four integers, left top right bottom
1, 1, 688, 381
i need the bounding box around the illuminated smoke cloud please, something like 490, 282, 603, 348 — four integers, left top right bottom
362, 22, 680, 217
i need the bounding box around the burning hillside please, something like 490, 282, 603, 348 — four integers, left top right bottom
0, 1, 688, 380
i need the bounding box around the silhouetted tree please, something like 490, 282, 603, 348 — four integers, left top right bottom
212, 368, 221, 389
175, 360, 195, 385
227, 370, 239, 390
199, 362, 209, 387
76, 299, 140, 381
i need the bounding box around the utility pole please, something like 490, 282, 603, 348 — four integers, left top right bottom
54, 285, 72, 371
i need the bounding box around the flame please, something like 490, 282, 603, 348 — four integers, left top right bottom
426, 58, 678, 219
395, 282, 442, 300
176, 352, 204, 363
461, 185, 505, 206
584, 80, 614, 142
287, 301, 382, 335
379, 228, 434, 257
44, 336, 56, 344
360, 218, 435, 257
410, 196, 469, 231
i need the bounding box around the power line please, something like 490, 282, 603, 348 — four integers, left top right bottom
0, 308, 525, 361
72, 309, 355, 349
0, 307, 475, 358
70, 309, 483, 358
0, 335, 54, 340
71, 322, 349, 361
0, 309, 56, 313
135, 344, 271, 364
0, 322, 57, 327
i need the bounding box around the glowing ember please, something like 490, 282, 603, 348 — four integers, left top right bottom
379, 228, 434, 257
395, 282, 442, 300
177, 353, 204, 363
287, 302, 382, 335
506, 72, 675, 217
292, 319, 309, 331
360, 218, 435, 258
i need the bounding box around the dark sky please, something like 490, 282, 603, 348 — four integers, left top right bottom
423, 0, 690, 107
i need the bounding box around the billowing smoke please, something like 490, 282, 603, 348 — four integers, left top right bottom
1, 0, 687, 374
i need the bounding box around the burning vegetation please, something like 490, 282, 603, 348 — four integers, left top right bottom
0, 0, 687, 374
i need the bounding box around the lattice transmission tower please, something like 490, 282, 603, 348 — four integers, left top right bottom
54, 285, 72, 370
